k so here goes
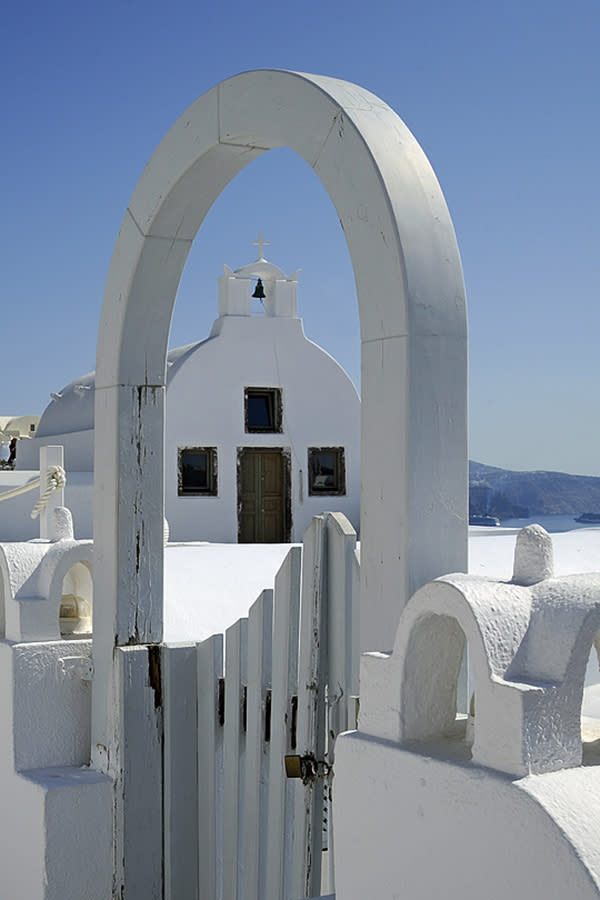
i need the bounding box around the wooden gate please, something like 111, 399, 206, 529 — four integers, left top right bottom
162, 512, 359, 900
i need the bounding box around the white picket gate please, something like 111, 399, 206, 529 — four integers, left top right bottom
162, 512, 359, 900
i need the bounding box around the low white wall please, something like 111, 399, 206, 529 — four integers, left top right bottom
0, 638, 111, 900
333, 732, 600, 900
10, 641, 92, 769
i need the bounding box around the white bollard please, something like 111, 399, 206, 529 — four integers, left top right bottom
39, 446, 65, 539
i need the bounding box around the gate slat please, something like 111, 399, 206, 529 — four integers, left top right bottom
265, 546, 302, 900
326, 512, 360, 747
290, 515, 327, 900
197, 634, 224, 900
242, 589, 274, 900
324, 513, 360, 893
164, 643, 200, 900
223, 618, 248, 900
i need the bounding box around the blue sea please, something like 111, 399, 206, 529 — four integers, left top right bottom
497, 514, 598, 533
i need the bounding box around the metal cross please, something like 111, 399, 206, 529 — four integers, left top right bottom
253, 232, 270, 259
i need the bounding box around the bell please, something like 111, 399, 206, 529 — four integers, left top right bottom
251, 277, 266, 300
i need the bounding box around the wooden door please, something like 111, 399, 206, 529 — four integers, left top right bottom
238, 448, 289, 543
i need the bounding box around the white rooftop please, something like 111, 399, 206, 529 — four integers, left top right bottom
163, 526, 600, 643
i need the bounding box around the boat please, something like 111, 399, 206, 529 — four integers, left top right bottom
574, 513, 600, 524
469, 514, 501, 526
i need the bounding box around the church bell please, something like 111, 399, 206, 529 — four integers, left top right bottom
251, 277, 266, 300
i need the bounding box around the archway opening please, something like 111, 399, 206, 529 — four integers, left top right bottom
402, 613, 474, 759
169, 146, 359, 391
59, 560, 93, 639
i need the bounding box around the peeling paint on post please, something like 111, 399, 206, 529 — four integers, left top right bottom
92, 381, 166, 899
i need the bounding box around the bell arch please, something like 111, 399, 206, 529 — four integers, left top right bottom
92, 67, 467, 754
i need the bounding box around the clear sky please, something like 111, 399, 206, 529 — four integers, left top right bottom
1, 0, 598, 475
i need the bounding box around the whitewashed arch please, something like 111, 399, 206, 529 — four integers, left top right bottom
92, 67, 467, 752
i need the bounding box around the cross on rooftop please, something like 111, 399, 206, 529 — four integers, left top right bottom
253, 232, 270, 260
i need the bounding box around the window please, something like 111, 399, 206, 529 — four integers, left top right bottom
308, 447, 346, 496
245, 387, 282, 433
178, 447, 218, 496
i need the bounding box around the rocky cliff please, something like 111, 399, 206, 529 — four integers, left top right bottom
469, 461, 600, 517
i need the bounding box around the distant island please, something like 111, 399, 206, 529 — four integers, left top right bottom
469, 461, 600, 518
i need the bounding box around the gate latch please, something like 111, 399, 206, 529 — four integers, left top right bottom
284, 753, 331, 784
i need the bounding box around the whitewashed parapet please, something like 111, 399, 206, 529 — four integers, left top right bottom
359, 524, 600, 777
0, 509, 92, 643
0, 508, 108, 899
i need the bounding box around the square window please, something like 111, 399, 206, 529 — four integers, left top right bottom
308, 447, 346, 496
245, 387, 282, 433
178, 447, 217, 496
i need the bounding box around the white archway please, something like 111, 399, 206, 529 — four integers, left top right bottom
92, 70, 467, 888
94, 68, 467, 645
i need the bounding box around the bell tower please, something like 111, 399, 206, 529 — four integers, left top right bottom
217, 234, 300, 318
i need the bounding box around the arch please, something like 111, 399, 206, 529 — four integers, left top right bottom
395, 582, 496, 747
92, 69, 467, 747
401, 611, 467, 742
59, 560, 93, 638
36, 542, 94, 641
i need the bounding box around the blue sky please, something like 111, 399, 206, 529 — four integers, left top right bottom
1, 0, 598, 475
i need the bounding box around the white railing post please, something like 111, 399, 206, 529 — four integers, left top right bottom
38, 445, 64, 539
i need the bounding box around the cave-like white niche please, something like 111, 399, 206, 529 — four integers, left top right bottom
60, 560, 93, 639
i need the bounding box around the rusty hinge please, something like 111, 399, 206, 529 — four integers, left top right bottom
284, 753, 331, 784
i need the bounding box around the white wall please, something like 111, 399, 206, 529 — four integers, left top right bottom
165, 314, 360, 542
333, 733, 600, 900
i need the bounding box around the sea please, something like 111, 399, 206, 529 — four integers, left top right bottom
497, 514, 598, 533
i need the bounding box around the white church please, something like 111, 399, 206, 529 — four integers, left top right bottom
15, 237, 360, 543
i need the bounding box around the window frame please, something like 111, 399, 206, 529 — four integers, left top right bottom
244, 386, 283, 433
177, 446, 218, 497
307, 446, 346, 496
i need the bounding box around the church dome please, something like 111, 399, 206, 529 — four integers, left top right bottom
35, 371, 96, 438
